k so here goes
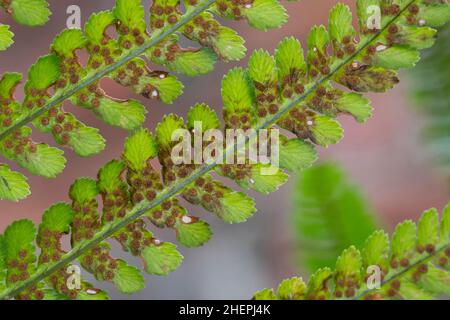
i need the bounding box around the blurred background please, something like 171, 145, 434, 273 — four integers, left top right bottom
0, 0, 449, 299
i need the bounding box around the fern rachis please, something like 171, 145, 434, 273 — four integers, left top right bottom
0, 0, 449, 299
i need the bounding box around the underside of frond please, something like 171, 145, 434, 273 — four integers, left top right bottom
0, 0, 290, 201
0, 0, 449, 300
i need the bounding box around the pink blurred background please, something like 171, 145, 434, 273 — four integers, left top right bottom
0, 0, 449, 299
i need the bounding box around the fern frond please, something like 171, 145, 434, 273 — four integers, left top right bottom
293, 162, 377, 272
254, 204, 450, 300
0, 0, 291, 201
410, 23, 450, 175
0, 0, 449, 299
0, 164, 30, 202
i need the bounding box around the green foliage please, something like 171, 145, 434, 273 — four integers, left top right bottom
2, 0, 51, 26
410, 24, 450, 176
254, 203, 450, 300
0, 0, 293, 201
292, 163, 377, 272
0, 164, 30, 202
0, 0, 51, 51
0, 24, 14, 51
0, 0, 449, 300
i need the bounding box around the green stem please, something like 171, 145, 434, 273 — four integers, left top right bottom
0, 0, 217, 141
0, 0, 418, 300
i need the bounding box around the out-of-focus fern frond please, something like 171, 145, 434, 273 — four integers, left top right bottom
410, 24, 450, 175
292, 162, 377, 272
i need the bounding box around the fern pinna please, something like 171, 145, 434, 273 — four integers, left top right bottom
0, 0, 290, 201
254, 204, 450, 300
0, 0, 449, 299
0, 0, 51, 51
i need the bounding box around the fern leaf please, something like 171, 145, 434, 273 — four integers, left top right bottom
292, 163, 377, 272
0, 72, 66, 197
37, 203, 108, 300
0, 0, 449, 299
253, 204, 450, 300
410, 24, 450, 175
0, 0, 293, 201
